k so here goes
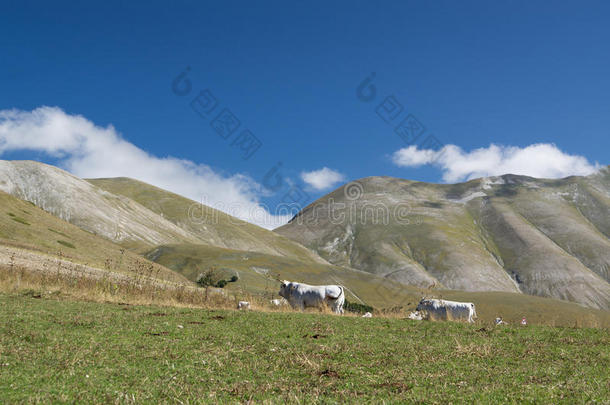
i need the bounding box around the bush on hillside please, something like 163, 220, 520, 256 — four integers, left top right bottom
344, 300, 374, 314
197, 268, 238, 289
196, 268, 219, 288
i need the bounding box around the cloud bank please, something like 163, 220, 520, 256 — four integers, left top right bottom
392, 143, 600, 183
0, 106, 291, 229
301, 167, 346, 191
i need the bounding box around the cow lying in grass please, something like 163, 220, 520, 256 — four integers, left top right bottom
270, 298, 288, 307
416, 298, 477, 323
237, 301, 250, 310
279, 280, 345, 314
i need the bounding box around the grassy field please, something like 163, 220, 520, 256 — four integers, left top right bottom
146, 244, 610, 328
1, 293, 608, 403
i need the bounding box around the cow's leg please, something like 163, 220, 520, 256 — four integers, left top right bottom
329, 299, 343, 314
289, 300, 302, 311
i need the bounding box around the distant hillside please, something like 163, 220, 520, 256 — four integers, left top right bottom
275, 168, 610, 310
144, 243, 421, 308
0, 189, 185, 283
0, 161, 199, 251
88, 177, 327, 263
0, 160, 327, 264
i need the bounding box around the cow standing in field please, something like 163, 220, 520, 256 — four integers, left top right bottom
416, 298, 477, 323
278, 280, 345, 314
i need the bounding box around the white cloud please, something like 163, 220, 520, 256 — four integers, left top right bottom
392, 143, 601, 183
300, 167, 346, 191
0, 106, 291, 229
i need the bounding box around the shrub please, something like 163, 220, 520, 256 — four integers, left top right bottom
344, 300, 374, 314
7, 213, 30, 225
196, 269, 217, 288
48, 228, 71, 238
57, 240, 76, 249
197, 268, 236, 289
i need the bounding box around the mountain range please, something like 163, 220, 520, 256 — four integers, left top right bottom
1, 159, 608, 314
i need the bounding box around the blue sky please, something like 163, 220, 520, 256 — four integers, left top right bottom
1, 1, 608, 227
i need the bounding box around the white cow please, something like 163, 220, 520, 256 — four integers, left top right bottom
237, 301, 250, 310
416, 298, 477, 323
270, 298, 288, 307
407, 311, 423, 320
278, 280, 345, 314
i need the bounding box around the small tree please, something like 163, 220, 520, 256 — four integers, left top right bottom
197, 268, 237, 289
196, 268, 217, 288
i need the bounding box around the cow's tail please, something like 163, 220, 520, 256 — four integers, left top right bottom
324, 285, 343, 301
327, 285, 344, 301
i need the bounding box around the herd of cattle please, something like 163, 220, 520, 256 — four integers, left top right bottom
238, 280, 480, 323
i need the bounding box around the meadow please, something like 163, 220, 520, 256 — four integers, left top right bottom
1, 292, 608, 403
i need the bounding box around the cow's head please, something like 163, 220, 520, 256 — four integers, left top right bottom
279, 280, 291, 299
416, 298, 433, 311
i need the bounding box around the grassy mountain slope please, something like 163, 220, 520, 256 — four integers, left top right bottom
276, 177, 520, 291
88, 177, 328, 263
0, 161, 327, 265
144, 243, 422, 308
576, 168, 610, 238
470, 199, 609, 309
507, 183, 610, 281
276, 169, 610, 309
0, 189, 185, 283
0, 161, 199, 251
